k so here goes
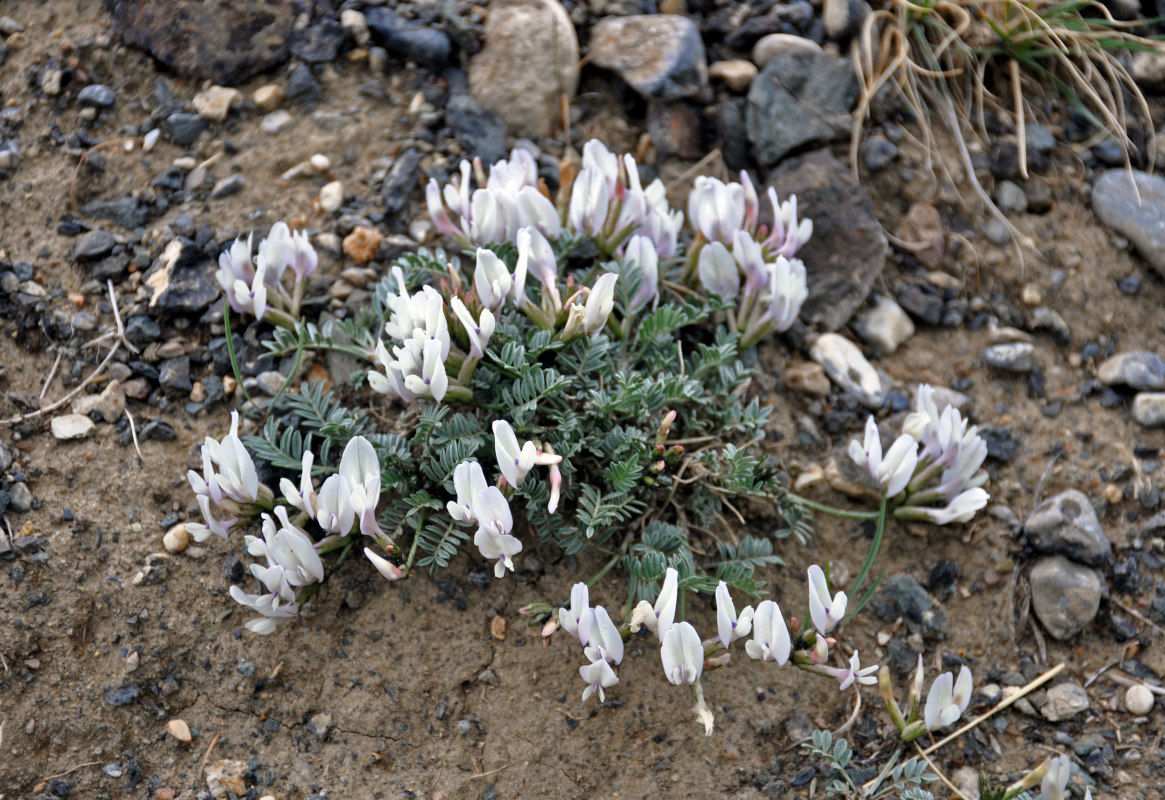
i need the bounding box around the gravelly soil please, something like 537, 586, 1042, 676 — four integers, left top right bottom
2, 1, 1165, 799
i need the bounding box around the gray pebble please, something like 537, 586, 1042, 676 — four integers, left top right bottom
995, 180, 1027, 214
860, 134, 897, 170
256, 371, 286, 396
1041, 682, 1090, 722
209, 174, 245, 198
982, 218, 1010, 245
1030, 555, 1102, 640
261, 110, 294, 135
8, 481, 32, 513
984, 342, 1035, 372
125, 316, 161, 346
165, 112, 208, 146
158, 356, 193, 394
1132, 392, 1165, 427
1023, 489, 1111, 566
1, 272, 19, 293
1092, 169, 1165, 273
77, 84, 116, 108
1096, 351, 1165, 391
73, 230, 116, 260
307, 711, 333, 741
103, 685, 141, 706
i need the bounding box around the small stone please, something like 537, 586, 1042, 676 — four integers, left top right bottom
205, 759, 247, 800
823, 0, 870, 39
125, 651, 140, 672
261, 110, 294, 135
1020, 284, 1042, 306
1041, 682, 1090, 722
853, 295, 914, 355
192, 86, 241, 122
1030, 555, 1103, 640
286, 63, 322, 109
343, 226, 383, 264
896, 203, 945, 270
0, 16, 24, 34
307, 711, 332, 741
168, 718, 192, 743
784, 361, 831, 397
860, 135, 898, 171
995, 180, 1028, 214
750, 33, 823, 69
1132, 393, 1165, 427
748, 54, 855, 167
256, 371, 286, 396
984, 342, 1036, 373
1024, 489, 1111, 566
879, 574, 946, 636
8, 482, 32, 513
1125, 684, 1154, 715
1096, 352, 1165, 390
467, 0, 579, 137
320, 180, 344, 213
445, 94, 508, 164
125, 316, 161, 346
78, 84, 116, 108
708, 60, 757, 93
104, 685, 141, 706
588, 14, 707, 101
809, 333, 884, 408
70, 380, 125, 423
73, 230, 116, 260
1092, 169, 1165, 274
253, 84, 285, 111
40, 67, 63, 96
209, 174, 245, 199
159, 356, 193, 394
490, 614, 507, 640
51, 414, 96, 440
165, 112, 208, 146
163, 524, 190, 554
366, 7, 451, 70
1024, 180, 1053, 213
983, 218, 1010, 245
340, 9, 370, 46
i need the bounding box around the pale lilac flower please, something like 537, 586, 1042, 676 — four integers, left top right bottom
447, 460, 488, 524
217, 233, 256, 314
521, 226, 561, 308
629, 567, 678, 639
1041, 755, 1072, 800
584, 272, 618, 334
258, 221, 317, 282
637, 178, 683, 258
715, 581, 754, 648
923, 665, 973, 731
186, 411, 260, 542
660, 621, 704, 685
697, 241, 740, 299
580, 657, 619, 702
558, 582, 591, 640
188, 494, 235, 542
623, 234, 659, 309
315, 436, 382, 537
365, 547, 404, 581
756, 255, 808, 333
493, 419, 537, 487
449, 297, 495, 361
568, 166, 610, 237
367, 340, 416, 402
822, 650, 878, 691
515, 186, 561, 240
582, 140, 619, 191
487, 147, 538, 193
763, 189, 813, 258
244, 507, 325, 589
689, 175, 746, 244
468, 187, 512, 244
472, 486, 522, 578
744, 599, 791, 664
733, 230, 769, 294
849, 416, 919, 499
581, 605, 624, 666
808, 564, 847, 635
905, 488, 990, 525
474, 248, 513, 310
228, 585, 300, 634
280, 451, 318, 518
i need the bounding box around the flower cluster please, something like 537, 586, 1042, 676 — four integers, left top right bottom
850, 384, 990, 524
229, 507, 324, 634
216, 221, 318, 328
426, 148, 561, 246
187, 411, 270, 542
879, 656, 974, 741
559, 564, 874, 736
446, 420, 562, 577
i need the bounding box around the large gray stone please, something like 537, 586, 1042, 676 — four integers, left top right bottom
746, 50, 856, 167
1024, 489, 1111, 566
1092, 169, 1165, 274
588, 15, 707, 101
1096, 351, 1165, 391
767, 150, 886, 330
1030, 555, 1102, 641
469, 0, 579, 137
1132, 392, 1165, 427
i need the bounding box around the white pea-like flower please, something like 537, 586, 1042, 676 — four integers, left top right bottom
629, 567, 678, 639
715, 581, 754, 649
365, 547, 404, 581
580, 605, 624, 666
660, 621, 704, 686
474, 248, 513, 310
446, 460, 488, 524
472, 486, 522, 578
579, 657, 619, 703
623, 234, 659, 309
1041, 755, 1072, 800
584, 272, 618, 334
280, 451, 318, 518
186, 411, 261, 542
745, 599, 791, 664
822, 650, 879, 691
315, 436, 382, 537
568, 166, 610, 237
923, 665, 973, 731
493, 419, 537, 488
689, 175, 746, 244
449, 297, 495, 361
559, 582, 591, 640
697, 241, 740, 299
258, 221, 318, 282
807, 564, 847, 635
849, 416, 919, 499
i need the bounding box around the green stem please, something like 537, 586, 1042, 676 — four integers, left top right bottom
405, 510, 426, 571
222, 299, 253, 404
788, 493, 882, 521
846, 492, 888, 614
443, 385, 474, 403
587, 551, 622, 588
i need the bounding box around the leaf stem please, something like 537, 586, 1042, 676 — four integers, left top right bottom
787, 493, 882, 521
845, 492, 888, 617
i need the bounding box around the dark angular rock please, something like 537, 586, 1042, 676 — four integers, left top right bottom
766, 150, 886, 330
445, 94, 507, 164
895, 284, 943, 325
125, 316, 161, 346
366, 7, 451, 71
143, 238, 219, 314
286, 63, 323, 109
72, 230, 116, 260
746, 51, 856, 167
158, 356, 192, 393
166, 112, 208, 145
110, 0, 294, 85
877, 574, 947, 636
81, 197, 152, 230
91, 254, 131, 282
289, 20, 346, 63
103, 684, 140, 706
382, 149, 420, 214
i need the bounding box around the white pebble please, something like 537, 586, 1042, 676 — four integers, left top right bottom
310, 153, 331, 171
142, 128, 161, 152
163, 523, 190, 554
320, 180, 344, 213
51, 413, 96, 440
1126, 684, 1155, 715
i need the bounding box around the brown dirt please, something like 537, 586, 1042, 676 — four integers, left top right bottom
2, 1, 1164, 799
